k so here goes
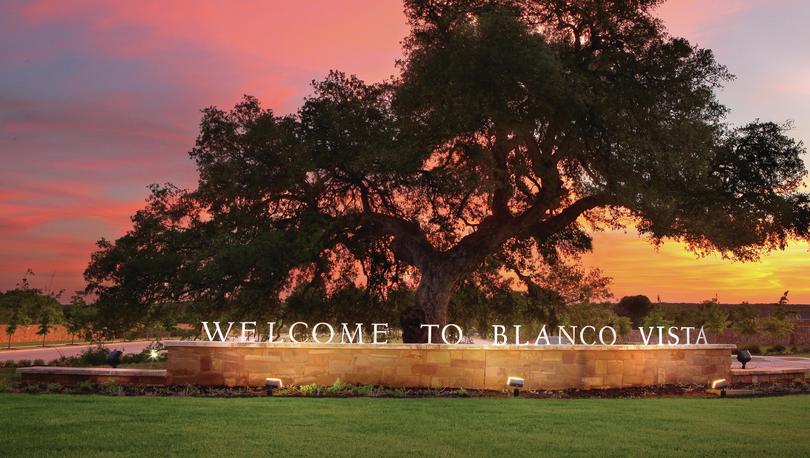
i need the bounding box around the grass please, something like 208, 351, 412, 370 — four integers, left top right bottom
2, 340, 78, 349
0, 394, 809, 457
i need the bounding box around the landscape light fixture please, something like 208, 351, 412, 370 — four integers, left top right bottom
148, 349, 161, 361
712, 379, 729, 398
737, 350, 752, 369
507, 376, 524, 397
265, 378, 284, 396
106, 350, 123, 368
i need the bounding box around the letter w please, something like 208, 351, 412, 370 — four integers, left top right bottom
202, 322, 234, 342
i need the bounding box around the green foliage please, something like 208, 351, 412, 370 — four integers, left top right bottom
561, 302, 633, 339
0, 271, 63, 348
698, 301, 730, 333
738, 343, 762, 355
64, 294, 99, 342
762, 315, 795, 338
298, 384, 318, 396
762, 293, 797, 338
642, 307, 673, 328
77, 347, 111, 366
612, 317, 634, 339
731, 304, 761, 336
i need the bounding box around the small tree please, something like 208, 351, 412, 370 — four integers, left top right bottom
1, 271, 64, 347
612, 316, 634, 341
2, 275, 37, 348
642, 306, 673, 328
64, 293, 105, 344
4, 304, 31, 349
617, 295, 654, 327
763, 292, 796, 339
34, 301, 63, 347
561, 303, 619, 329
731, 304, 760, 336
699, 299, 730, 334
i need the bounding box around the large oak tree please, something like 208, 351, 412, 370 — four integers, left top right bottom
86, 0, 809, 341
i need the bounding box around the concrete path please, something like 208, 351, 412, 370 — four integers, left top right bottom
0, 341, 152, 363
730, 355, 810, 371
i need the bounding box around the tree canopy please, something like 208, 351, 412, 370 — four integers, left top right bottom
85, 0, 809, 341
1, 272, 64, 347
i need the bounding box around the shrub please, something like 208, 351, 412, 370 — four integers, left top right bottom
45, 383, 63, 393
77, 347, 110, 366
181, 384, 201, 396
22, 383, 41, 394
299, 383, 318, 396
122, 341, 166, 364
762, 316, 795, 338
699, 303, 730, 333
353, 384, 377, 396
768, 345, 787, 354
642, 306, 673, 327
324, 378, 348, 394
731, 305, 760, 336
74, 381, 96, 394
739, 343, 762, 355
32, 359, 45, 366
99, 381, 124, 396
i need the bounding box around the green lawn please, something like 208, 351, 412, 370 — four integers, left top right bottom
0, 394, 808, 457
2, 340, 78, 349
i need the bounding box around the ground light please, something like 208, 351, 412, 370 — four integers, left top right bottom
712, 379, 729, 398
507, 376, 524, 397
148, 349, 161, 361
737, 350, 752, 369
265, 378, 283, 396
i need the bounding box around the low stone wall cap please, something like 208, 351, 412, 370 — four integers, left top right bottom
162, 340, 735, 351
731, 367, 808, 375
16, 366, 166, 377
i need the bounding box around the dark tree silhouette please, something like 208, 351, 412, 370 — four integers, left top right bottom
86, 0, 810, 341
616, 295, 654, 327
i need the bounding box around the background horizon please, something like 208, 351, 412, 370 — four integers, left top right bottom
1, 0, 808, 303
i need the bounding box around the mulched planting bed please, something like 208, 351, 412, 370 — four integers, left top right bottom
2, 380, 807, 398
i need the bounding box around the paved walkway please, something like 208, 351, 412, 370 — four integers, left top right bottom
0, 341, 152, 363
730, 355, 810, 370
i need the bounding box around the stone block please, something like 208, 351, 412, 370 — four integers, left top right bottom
426, 351, 451, 364
562, 351, 577, 364
412, 364, 438, 376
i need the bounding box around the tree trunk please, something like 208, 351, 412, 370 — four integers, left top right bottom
400, 267, 459, 343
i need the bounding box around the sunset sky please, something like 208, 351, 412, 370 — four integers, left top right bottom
1, 0, 808, 303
